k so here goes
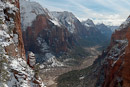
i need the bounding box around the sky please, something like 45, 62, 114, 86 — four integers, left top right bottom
30, 0, 130, 26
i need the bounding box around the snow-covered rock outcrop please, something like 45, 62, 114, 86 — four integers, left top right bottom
45, 53, 64, 67
27, 52, 36, 68
20, 0, 61, 31
96, 15, 130, 87
20, 0, 47, 31
0, 0, 45, 87
82, 19, 95, 28
51, 11, 80, 33
119, 15, 130, 30
20, 0, 70, 67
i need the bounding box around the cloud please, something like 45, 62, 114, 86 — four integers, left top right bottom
79, 13, 126, 26
64, 0, 128, 25
30, 0, 130, 26
94, 0, 129, 12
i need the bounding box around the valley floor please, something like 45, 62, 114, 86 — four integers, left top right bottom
40, 46, 101, 87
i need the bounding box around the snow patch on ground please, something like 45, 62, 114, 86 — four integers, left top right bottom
45, 53, 64, 67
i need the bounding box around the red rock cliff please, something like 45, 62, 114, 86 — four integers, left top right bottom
3, 0, 25, 60
98, 16, 130, 87
23, 15, 74, 54
0, 0, 45, 86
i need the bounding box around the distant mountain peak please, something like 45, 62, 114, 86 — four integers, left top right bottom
96, 23, 108, 28
97, 23, 105, 26
20, 0, 51, 31
82, 19, 95, 27
51, 11, 78, 33
51, 11, 76, 20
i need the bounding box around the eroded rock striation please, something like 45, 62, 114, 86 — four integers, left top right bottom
0, 0, 45, 87
96, 16, 130, 87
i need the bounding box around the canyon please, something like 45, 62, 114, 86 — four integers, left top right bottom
57, 15, 130, 87
1, 0, 130, 87
20, 0, 112, 68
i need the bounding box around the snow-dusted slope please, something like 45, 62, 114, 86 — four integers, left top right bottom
20, 0, 65, 67
82, 19, 95, 28
20, 0, 47, 31
36, 37, 64, 67
20, 0, 61, 31
96, 15, 130, 87
119, 16, 130, 30
45, 53, 64, 67
51, 11, 79, 33
0, 0, 45, 87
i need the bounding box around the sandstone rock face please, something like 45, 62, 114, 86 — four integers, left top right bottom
51, 11, 87, 36
96, 16, 130, 87
123, 27, 130, 87
20, 0, 75, 65
1, 0, 25, 60
27, 52, 36, 68
20, 0, 112, 67
23, 15, 74, 54
0, 0, 45, 87
81, 19, 111, 47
